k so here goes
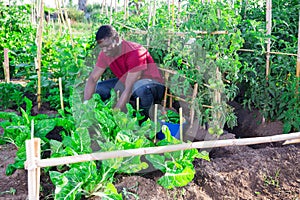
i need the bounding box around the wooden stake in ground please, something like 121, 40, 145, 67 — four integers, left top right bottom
59, 77, 64, 111
154, 104, 158, 143
136, 97, 139, 111
179, 107, 183, 141
296, 10, 300, 78
3, 48, 10, 83
35, 0, 44, 110
266, 0, 272, 79
25, 121, 41, 200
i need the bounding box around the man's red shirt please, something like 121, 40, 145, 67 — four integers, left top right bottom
96, 40, 164, 83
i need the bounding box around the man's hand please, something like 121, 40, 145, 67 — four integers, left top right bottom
84, 66, 106, 101
114, 71, 142, 110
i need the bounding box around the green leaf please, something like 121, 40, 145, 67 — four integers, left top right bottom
118, 156, 148, 173
34, 119, 57, 142
145, 154, 166, 172
157, 166, 195, 189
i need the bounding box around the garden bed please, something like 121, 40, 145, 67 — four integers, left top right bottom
0, 105, 299, 200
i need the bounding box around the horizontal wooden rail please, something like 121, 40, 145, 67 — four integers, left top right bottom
239, 49, 297, 56
32, 132, 300, 168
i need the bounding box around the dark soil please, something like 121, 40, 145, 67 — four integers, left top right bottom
0, 103, 300, 200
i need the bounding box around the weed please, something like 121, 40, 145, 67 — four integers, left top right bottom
263, 169, 280, 188
0, 187, 16, 195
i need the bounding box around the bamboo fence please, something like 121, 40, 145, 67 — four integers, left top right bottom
25, 129, 300, 199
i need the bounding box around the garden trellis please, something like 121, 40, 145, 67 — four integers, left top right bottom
25, 120, 300, 199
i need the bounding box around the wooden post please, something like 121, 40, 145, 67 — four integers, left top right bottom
177, 0, 181, 23
171, 0, 175, 27
59, 77, 64, 111
179, 107, 183, 141
57, 0, 66, 27
124, 0, 128, 20
110, 0, 113, 24
136, 97, 139, 111
114, 0, 117, 12
54, 0, 62, 35
168, 0, 170, 18
163, 72, 170, 109
25, 121, 41, 200
36, 0, 44, 110
148, 1, 152, 27
154, 104, 158, 143
296, 10, 300, 78
190, 83, 198, 126
105, 0, 108, 17
152, 0, 156, 26
266, 0, 272, 79
3, 48, 10, 83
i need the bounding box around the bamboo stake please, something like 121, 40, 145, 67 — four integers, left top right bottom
168, 0, 170, 18
154, 104, 158, 143
136, 97, 139, 111
283, 138, 300, 145
171, 0, 175, 27
127, 30, 228, 36
36, 132, 300, 168
266, 0, 272, 79
57, 0, 66, 28
148, 1, 152, 28
190, 83, 198, 126
25, 121, 40, 200
36, 0, 44, 110
239, 49, 297, 56
177, 0, 181, 23
152, 0, 156, 26
179, 107, 183, 141
110, 0, 113, 24
61, 0, 74, 46
54, 0, 62, 35
297, 10, 300, 78
3, 48, 10, 83
124, 0, 128, 20
105, 0, 109, 17
59, 77, 64, 111
163, 72, 170, 109
101, 0, 105, 14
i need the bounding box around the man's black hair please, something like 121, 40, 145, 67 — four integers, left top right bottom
95, 25, 118, 41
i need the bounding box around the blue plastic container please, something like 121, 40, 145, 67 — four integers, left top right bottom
157, 121, 183, 140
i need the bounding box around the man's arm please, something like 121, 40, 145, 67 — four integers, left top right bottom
84, 66, 106, 100
114, 71, 142, 110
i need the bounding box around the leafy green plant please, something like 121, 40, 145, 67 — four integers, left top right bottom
48, 92, 210, 198
237, 0, 299, 131
146, 125, 210, 189
0, 97, 74, 175
159, 109, 180, 124
0, 83, 24, 110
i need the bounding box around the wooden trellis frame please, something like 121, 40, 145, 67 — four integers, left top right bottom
25, 127, 300, 199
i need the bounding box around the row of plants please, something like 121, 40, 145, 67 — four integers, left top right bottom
237, 0, 300, 133
0, 91, 209, 198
